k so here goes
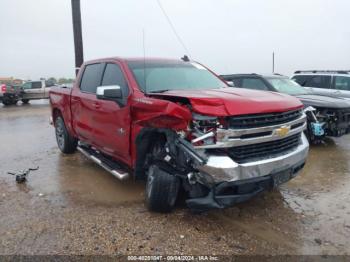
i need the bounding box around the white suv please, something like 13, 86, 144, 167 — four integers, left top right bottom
291, 70, 350, 99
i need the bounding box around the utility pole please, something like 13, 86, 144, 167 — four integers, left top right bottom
71, 0, 84, 76
272, 52, 275, 74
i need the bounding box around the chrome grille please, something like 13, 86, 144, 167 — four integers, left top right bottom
226, 133, 301, 163
228, 109, 302, 129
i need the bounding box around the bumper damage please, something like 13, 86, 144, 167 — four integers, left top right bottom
186, 160, 305, 212
186, 133, 309, 212
137, 127, 309, 212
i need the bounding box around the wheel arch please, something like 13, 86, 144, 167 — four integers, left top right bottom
134, 128, 168, 180
52, 108, 76, 138
52, 108, 62, 124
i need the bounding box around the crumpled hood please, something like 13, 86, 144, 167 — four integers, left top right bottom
150, 88, 303, 116
296, 94, 350, 109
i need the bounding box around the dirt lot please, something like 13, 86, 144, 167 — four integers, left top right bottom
1, 101, 350, 256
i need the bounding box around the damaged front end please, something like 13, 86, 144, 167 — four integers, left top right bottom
184, 111, 308, 212
136, 108, 309, 212
313, 107, 350, 137
302, 105, 350, 144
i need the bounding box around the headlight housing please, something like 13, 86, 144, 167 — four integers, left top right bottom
191, 113, 219, 146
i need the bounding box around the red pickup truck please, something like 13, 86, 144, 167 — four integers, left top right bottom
49, 57, 309, 212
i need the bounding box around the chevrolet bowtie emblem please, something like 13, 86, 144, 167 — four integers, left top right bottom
275, 126, 290, 137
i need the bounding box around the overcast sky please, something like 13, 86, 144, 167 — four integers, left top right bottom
0, 0, 349, 80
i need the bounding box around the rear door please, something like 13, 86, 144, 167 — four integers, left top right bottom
71, 63, 105, 144
92, 63, 131, 163
333, 76, 350, 99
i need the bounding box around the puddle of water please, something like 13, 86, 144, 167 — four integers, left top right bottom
0, 103, 144, 208
281, 136, 350, 254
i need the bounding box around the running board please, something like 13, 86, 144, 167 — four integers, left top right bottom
77, 146, 129, 181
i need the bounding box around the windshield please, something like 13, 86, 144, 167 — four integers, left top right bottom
267, 77, 310, 95
127, 61, 226, 93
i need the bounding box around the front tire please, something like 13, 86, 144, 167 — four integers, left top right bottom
22, 99, 29, 104
55, 116, 78, 154
145, 165, 180, 213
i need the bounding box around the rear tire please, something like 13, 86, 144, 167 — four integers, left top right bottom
22, 99, 29, 104
145, 165, 180, 213
55, 116, 78, 154
2, 96, 16, 106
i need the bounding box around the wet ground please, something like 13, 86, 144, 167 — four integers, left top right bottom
0, 100, 350, 256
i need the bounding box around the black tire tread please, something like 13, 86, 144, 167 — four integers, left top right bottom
55, 116, 78, 154
146, 165, 179, 213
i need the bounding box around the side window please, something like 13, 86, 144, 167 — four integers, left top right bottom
45, 80, 55, 87
241, 78, 269, 90
304, 75, 331, 89
22, 82, 32, 89
231, 79, 242, 87
32, 81, 42, 89
334, 76, 350, 91
292, 75, 309, 86
101, 63, 129, 96
80, 63, 104, 93
223, 78, 241, 87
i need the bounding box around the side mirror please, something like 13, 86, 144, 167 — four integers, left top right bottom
96, 85, 122, 100
226, 81, 234, 87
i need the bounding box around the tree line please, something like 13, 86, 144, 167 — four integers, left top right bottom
47, 77, 75, 84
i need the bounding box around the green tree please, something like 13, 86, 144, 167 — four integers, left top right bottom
48, 77, 57, 84
58, 78, 67, 84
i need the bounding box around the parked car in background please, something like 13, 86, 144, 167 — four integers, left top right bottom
221, 74, 350, 143
50, 57, 309, 213
0, 84, 5, 102
1, 80, 56, 105
20, 80, 55, 103
0, 83, 22, 106
291, 70, 350, 99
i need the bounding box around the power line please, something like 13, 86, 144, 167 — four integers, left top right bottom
156, 0, 191, 57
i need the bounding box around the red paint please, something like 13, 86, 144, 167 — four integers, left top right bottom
150, 88, 302, 116
50, 57, 303, 169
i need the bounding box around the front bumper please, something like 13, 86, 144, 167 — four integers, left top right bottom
186, 133, 309, 211
187, 160, 305, 212
197, 132, 309, 183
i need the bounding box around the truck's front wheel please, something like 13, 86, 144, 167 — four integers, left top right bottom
145, 165, 180, 213
55, 116, 78, 154
22, 99, 29, 104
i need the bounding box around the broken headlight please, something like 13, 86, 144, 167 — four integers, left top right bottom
191, 113, 220, 146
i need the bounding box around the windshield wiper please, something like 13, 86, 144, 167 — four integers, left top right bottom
148, 89, 171, 93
